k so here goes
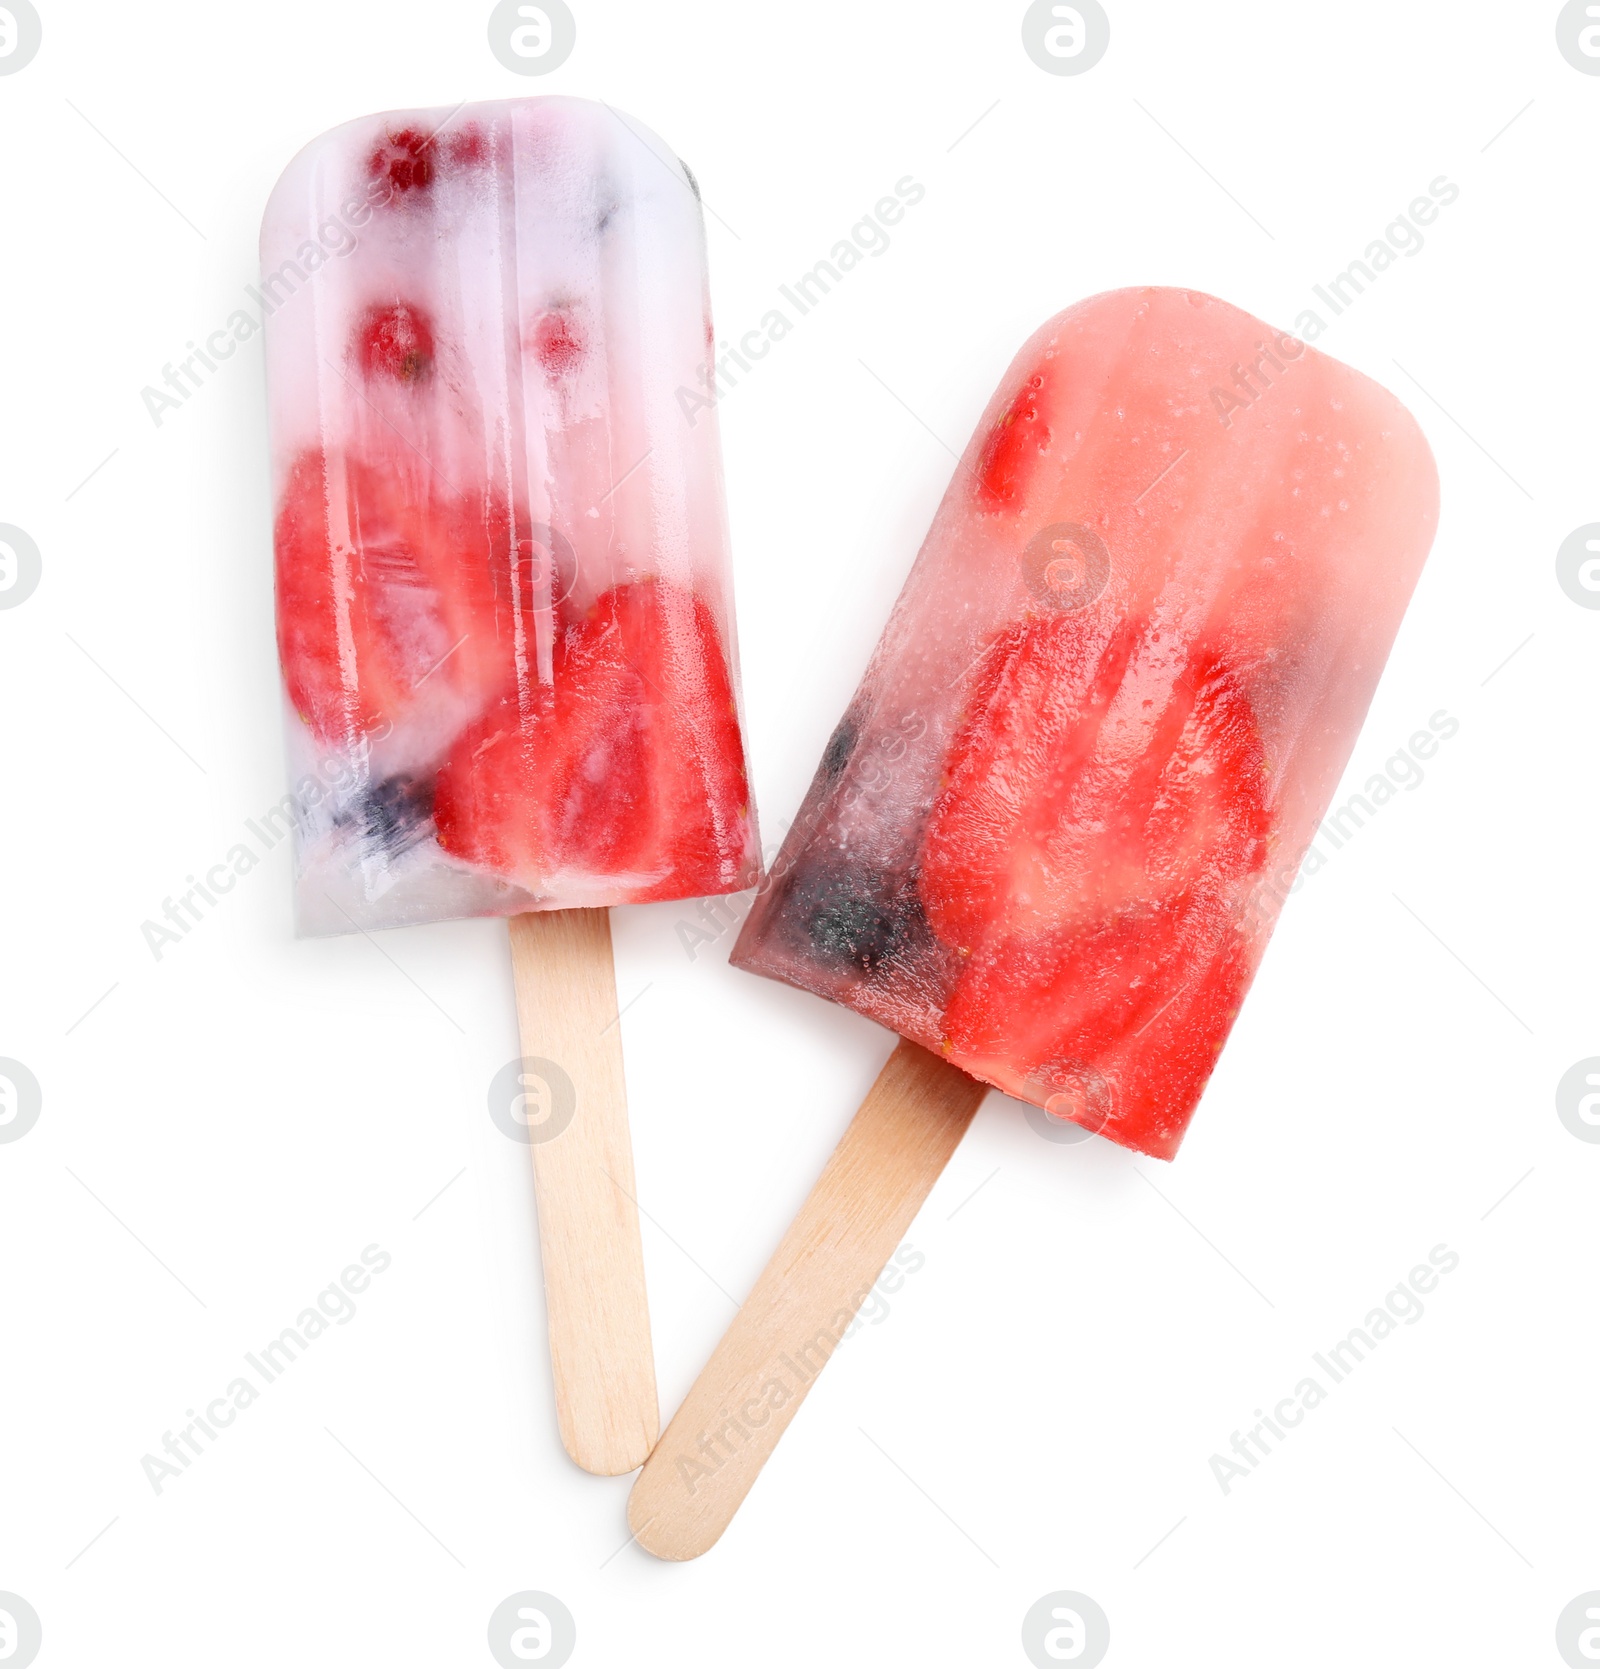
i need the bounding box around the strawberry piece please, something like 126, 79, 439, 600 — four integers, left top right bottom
355, 302, 435, 383
916, 612, 1138, 948
433, 581, 751, 901
273, 448, 518, 744
275, 448, 406, 740
975, 371, 1052, 508
919, 622, 1271, 1155
947, 887, 1256, 1158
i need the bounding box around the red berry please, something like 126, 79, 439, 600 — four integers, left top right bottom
531, 310, 584, 377
354, 302, 435, 383
445, 124, 490, 166
368, 127, 436, 194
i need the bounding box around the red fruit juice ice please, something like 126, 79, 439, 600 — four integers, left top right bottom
734, 288, 1438, 1158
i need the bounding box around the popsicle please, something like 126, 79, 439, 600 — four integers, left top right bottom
628, 287, 1438, 1554
261, 97, 759, 1474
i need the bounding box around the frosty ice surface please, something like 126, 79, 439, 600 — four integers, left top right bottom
262, 98, 758, 933
734, 288, 1438, 1158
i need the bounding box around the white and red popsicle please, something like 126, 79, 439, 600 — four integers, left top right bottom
629, 286, 1439, 1553
262, 97, 759, 1473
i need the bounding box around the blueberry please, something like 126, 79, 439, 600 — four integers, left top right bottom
785, 860, 930, 974
344, 774, 435, 857
820, 715, 858, 781
809, 895, 895, 970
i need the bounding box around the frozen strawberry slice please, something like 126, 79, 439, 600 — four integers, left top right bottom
919, 623, 1271, 1154
273, 447, 517, 743
975, 370, 1052, 509
433, 580, 751, 900
947, 886, 1256, 1158
917, 612, 1119, 949
921, 622, 1267, 941
275, 448, 408, 739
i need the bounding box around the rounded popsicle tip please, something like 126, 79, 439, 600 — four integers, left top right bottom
561, 1416, 659, 1479
967, 283, 1440, 540
260, 96, 703, 264
626, 1472, 726, 1562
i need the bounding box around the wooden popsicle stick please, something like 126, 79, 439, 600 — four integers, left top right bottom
627, 1039, 986, 1558
508, 907, 658, 1476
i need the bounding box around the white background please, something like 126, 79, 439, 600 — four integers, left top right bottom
1, 2, 1595, 1665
